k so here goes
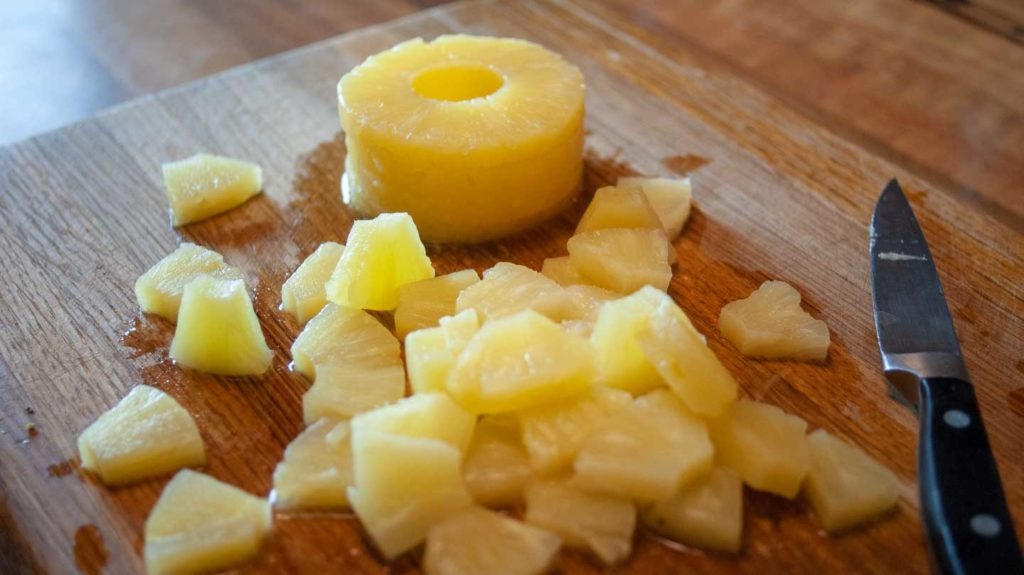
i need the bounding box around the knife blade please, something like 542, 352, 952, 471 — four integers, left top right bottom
870, 179, 1021, 574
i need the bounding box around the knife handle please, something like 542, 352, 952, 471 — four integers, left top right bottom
918, 377, 1022, 574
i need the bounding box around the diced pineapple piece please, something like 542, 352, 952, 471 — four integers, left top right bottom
540, 256, 585, 287
302, 357, 406, 424
518, 386, 631, 473
78, 385, 204, 486
524, 478, 636, 565
395, 269, 481, 338
575, 186, 662, 234
573, 389, 713, 502
272, 418, 353, 510
568, 228, 672, 294
162, 154, 263, 226
144, 470, 271, 575
636, 298, 737, 417
405, 310, 480, 394
804, 430, 900, 533
348, 429, 472, 558
616, 176, 692, 239
291, 304, 399, 379
353, 392, 476, 454
564, 284, 618, 324
719, 280, 830, 361
463, 416, 532, 508
456, 262, 574, 322
325, 213, 434, 310
169, 276, 272, 376
280, 242, 345, 325
135, 243, 242, 322
642, 467, 743, 553
447, 310, 593, 414
708, 399, 810, 498
424, 507, 561, 575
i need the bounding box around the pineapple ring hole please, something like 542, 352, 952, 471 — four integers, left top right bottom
411, 63, 504, 102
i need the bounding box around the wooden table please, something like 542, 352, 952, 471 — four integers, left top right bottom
1, 0, 1022, 573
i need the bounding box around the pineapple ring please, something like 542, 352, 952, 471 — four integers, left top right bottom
338, 34, 585, 243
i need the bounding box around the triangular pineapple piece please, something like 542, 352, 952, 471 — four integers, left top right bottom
169, 276, 272, 376
540, 255, 585, 287
423, 507, 561, 575
567, 228, 672, 294
352, 392, 476, 454
135, 243, 241, 322
162, 154, 263, 226
463, 416, 532, 507
575, 186, 662, 234
78, 385, 204, 486
617, 176, 692, 239
144, 469, 271, 575
718, 280, 830, 361
642, 467, 743, 553
290, 303, 399, 379
302, 356, 406, 423
395, 269, 481, 338
272, 418, 353, 511
804, 430, 900, 533
405, 310, 480, 395
281, 242, 345, 325
326, 213, 434, 310
455, 262, 573, 322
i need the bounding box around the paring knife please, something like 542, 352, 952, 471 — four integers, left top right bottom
870, 179, 1022, 574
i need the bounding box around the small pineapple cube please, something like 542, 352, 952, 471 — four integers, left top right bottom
144, 470, 271, 575
169, 276, 272, 376
719, 280, 830, 361
302, 357, 406, 424
804, 430, 900, 533
272, 418, 353, 510
162, 154, 263, 226
326, 212, 434, 311
423, 507, 561, 575
567, 228, 672, 294
455, 262, 574, 322
353, 392, 476, 454
524, 478, 636, 565
291, 303, 399, 379
708, 399, 810, 498
575, 186, 662, 234
405, 310, 480, 394
642, 467, 743, 553
564, 284, 618, 323
78, 385, 204, 486
463, 416, 532, 508
616, 176, 692, 239
518, 386, 632, 473
540, 256, 585, 287
447, 310, 593, 414
573, 389, 713, 502
135, 243, 241, 322
280, 242, 345, 325
395, 269, 481, 338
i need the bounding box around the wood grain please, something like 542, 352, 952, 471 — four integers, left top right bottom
1, 0, 1022, 573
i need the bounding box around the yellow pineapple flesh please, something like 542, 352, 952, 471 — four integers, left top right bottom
280, 242, 345, 325
616, 176, 692, 239
455, 262, 573, 322
642, 467, 743, 553
575, 185, 662, 234
540, 256, 585, 287
135, 243, 241, 322
395, 269, 481, 338
719, 280, 830, 361
290, 303, 399, 379
352, 392, 476, 454
567, 228, 672, 294
423, 507, 561, 575
303, 357, 406, 423
272, 418, 353, 511
162, 154, 263, 226
462, 416, 532, 508
404, 310, 480, 395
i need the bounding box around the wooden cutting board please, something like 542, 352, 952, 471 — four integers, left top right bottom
2, 0, 1022, 573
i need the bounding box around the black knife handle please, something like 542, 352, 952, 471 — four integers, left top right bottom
918, 377, 1022, 574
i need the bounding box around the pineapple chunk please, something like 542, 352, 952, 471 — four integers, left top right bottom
567, 228, 672, 294
424, 507, 561, 575
290, 303, 399, 379
804, 430, 900, 532
144, 470, 271, 575
352, 392, 476, 454
395, 269, 481, 338
541, 256, 585, 287
447, 310, 593, 414
616, 176, 692, 239
524, 478, 636, 565
280, 242, 345, 325
302, 357, 406, 423
636, 298, 738, 417
405, 310, 480, 394
642, 467, 743, 553
78, 385, 204, 486
326, 212, 434, 311
564, 284, 618, 323
135, 243, 241, 322
463, 416, 532, 507
573, 389, 713, 502
169, 276, 272, 376
518, 386, 632, 473
455, 262, 573, 322
162, 154, 263, 226
272, 418, 353, 510
719, 280, 830, 361
575, 186, 662, 234
348, 429, 472, 558
708, 399, 810, 498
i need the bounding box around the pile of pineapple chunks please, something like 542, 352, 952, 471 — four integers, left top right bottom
78, 166, 900, 575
